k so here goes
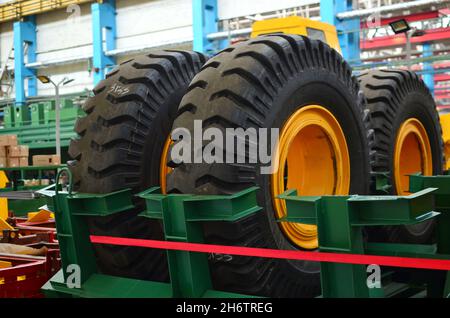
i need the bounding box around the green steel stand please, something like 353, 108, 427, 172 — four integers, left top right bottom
138, 187, 260, 297
279, 186, 446, 298
409, 174, 450, 297
42, 168, 261, 298
43, 169, 450, 298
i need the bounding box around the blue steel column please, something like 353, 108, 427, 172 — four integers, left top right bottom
92, 0, 116, 85
14, 16, 37, 105
192, 0, 226, 54
320, 0, 360, 63
423, 43, 435, 96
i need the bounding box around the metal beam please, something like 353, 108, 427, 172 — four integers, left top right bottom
26, 54, 93, 69
337, 0, 448, 20
436, 93, 450, 100
0, 0, 94, 23
207, 27, 252, 41
320, 0, 360, 62
423, 43, 435, 95
362, 27, 450, 50
14, 16, 37, 106
410, 61, 450, 73
91, 0, 116, 85
436, 74, 450, 82
362, 10, 441, 28
193, 0, 226, 54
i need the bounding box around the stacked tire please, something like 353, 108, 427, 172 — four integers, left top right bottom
359, 69, 443, 243
167, 35, 371, 297
68, 50, 207, 281
69, 37, 443, 298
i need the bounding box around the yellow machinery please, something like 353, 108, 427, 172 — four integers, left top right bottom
248, 16, 445, 248
252, 17, 345, 248
252, 16, 448, 171
251, 16, 341, 55
0, 171, 12, 232
440, 113, 450, 169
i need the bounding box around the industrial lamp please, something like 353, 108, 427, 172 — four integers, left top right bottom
389, 19, 426, 70
389, 19, 411, 34
37, 75, 51, 84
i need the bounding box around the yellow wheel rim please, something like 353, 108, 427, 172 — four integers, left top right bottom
271, 105, 351, 250
160, 137, 172, 195
394, 118, 433, 195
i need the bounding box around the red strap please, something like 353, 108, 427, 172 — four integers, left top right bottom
90, 235, 450, 271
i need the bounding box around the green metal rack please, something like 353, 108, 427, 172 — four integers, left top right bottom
0, 118, 78, 150
0, 165, 66, 191
3, 105, 31, 128
279, 182, 449, 298
0, 165, 66, 217
41, 170, 450, 298
1, 97, 85, 150
42, 169, 260, 298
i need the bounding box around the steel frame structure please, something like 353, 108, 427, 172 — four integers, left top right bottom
13, 0, 116, 105
320, 0, 360, 62
91, 0, 116, 85
0, 0, 93, 23
193, 1, 448, 98
14, 16, 37, 106
9, 0, 450, 105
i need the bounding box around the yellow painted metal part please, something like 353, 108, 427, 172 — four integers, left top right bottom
271, 105, 351, 249
0, 0, 94, 23
394, 118, 433, 195
17, 275, 26, 281
0, 198, 8, 221
0, 171, 9, 224
440, 113, 450, 170
160, 137, 173, 195
0, 171, 8, 189
0, 217, 14, 233
251, 16, 342, 54
0, 166, 12, 235
0, 261, 12, 269
27, 210, 54, 223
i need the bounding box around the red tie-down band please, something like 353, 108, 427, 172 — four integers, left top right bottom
90, 235, 450, 271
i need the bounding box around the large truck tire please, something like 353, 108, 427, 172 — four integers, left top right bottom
68, 50, 207, 280
167, 35, 371, 297
359, 69, 444, 243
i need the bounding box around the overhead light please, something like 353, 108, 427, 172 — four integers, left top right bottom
63, 79, 75, 86
389, 19, 411, 34
37, 75, 51, 84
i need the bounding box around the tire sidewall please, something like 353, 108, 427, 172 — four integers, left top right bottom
254, 68, 370, 272
389, 92, 443, 182
388, 92, 442, 239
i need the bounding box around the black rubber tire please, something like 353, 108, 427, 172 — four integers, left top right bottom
68, 50, 207, 280
359, 69, 444, 243
167, 35, 371, 297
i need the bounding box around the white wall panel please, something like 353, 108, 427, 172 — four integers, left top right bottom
0, 22, 13, 68
116, 0, 192, 50
35, 3, 92, 63
218, 0, 319, 20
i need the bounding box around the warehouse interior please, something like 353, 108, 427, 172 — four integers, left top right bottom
0, 0, 450, 300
